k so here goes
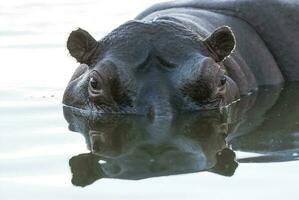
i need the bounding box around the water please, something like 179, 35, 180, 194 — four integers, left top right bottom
1, 1, 299, 199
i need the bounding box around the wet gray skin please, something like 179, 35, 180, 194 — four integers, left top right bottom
63, 20, 240, 116
64, 0, 299, 117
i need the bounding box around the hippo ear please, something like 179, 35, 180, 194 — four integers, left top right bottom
67, 28, 100, 65
209, 148, 238, 177
69, 153, 103, 187
204, 26, 236, 62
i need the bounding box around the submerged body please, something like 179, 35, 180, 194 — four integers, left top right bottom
63, 0, 299, 117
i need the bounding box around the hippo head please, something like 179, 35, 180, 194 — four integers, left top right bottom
63, 19, 239, 116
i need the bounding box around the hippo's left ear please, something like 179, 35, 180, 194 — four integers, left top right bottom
204, 26, 236, 62
67, 28, 100, 65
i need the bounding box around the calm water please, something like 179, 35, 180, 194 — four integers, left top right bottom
1, 1, 299, 200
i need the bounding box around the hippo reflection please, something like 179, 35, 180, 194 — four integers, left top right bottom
64, 83, 299, 187
64, 109, 237, 186
64, 0, 299, 116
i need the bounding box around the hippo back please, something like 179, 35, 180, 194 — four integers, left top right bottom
137, 0, 299, 81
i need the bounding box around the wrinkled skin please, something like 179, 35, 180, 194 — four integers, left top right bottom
64, 0, 299, 116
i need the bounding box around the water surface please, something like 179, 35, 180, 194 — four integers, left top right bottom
1, 0, 299, 200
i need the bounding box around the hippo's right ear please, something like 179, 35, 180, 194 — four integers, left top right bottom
67, 28, 100, 65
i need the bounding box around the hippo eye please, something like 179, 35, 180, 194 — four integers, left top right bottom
90, 77, 98, 89
220, 76, 227, 86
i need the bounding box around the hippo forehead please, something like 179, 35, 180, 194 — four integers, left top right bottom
100, 20, 209, 68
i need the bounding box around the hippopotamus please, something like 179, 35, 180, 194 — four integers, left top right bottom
63, 0, 299, 116
64, 82, 299, 186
